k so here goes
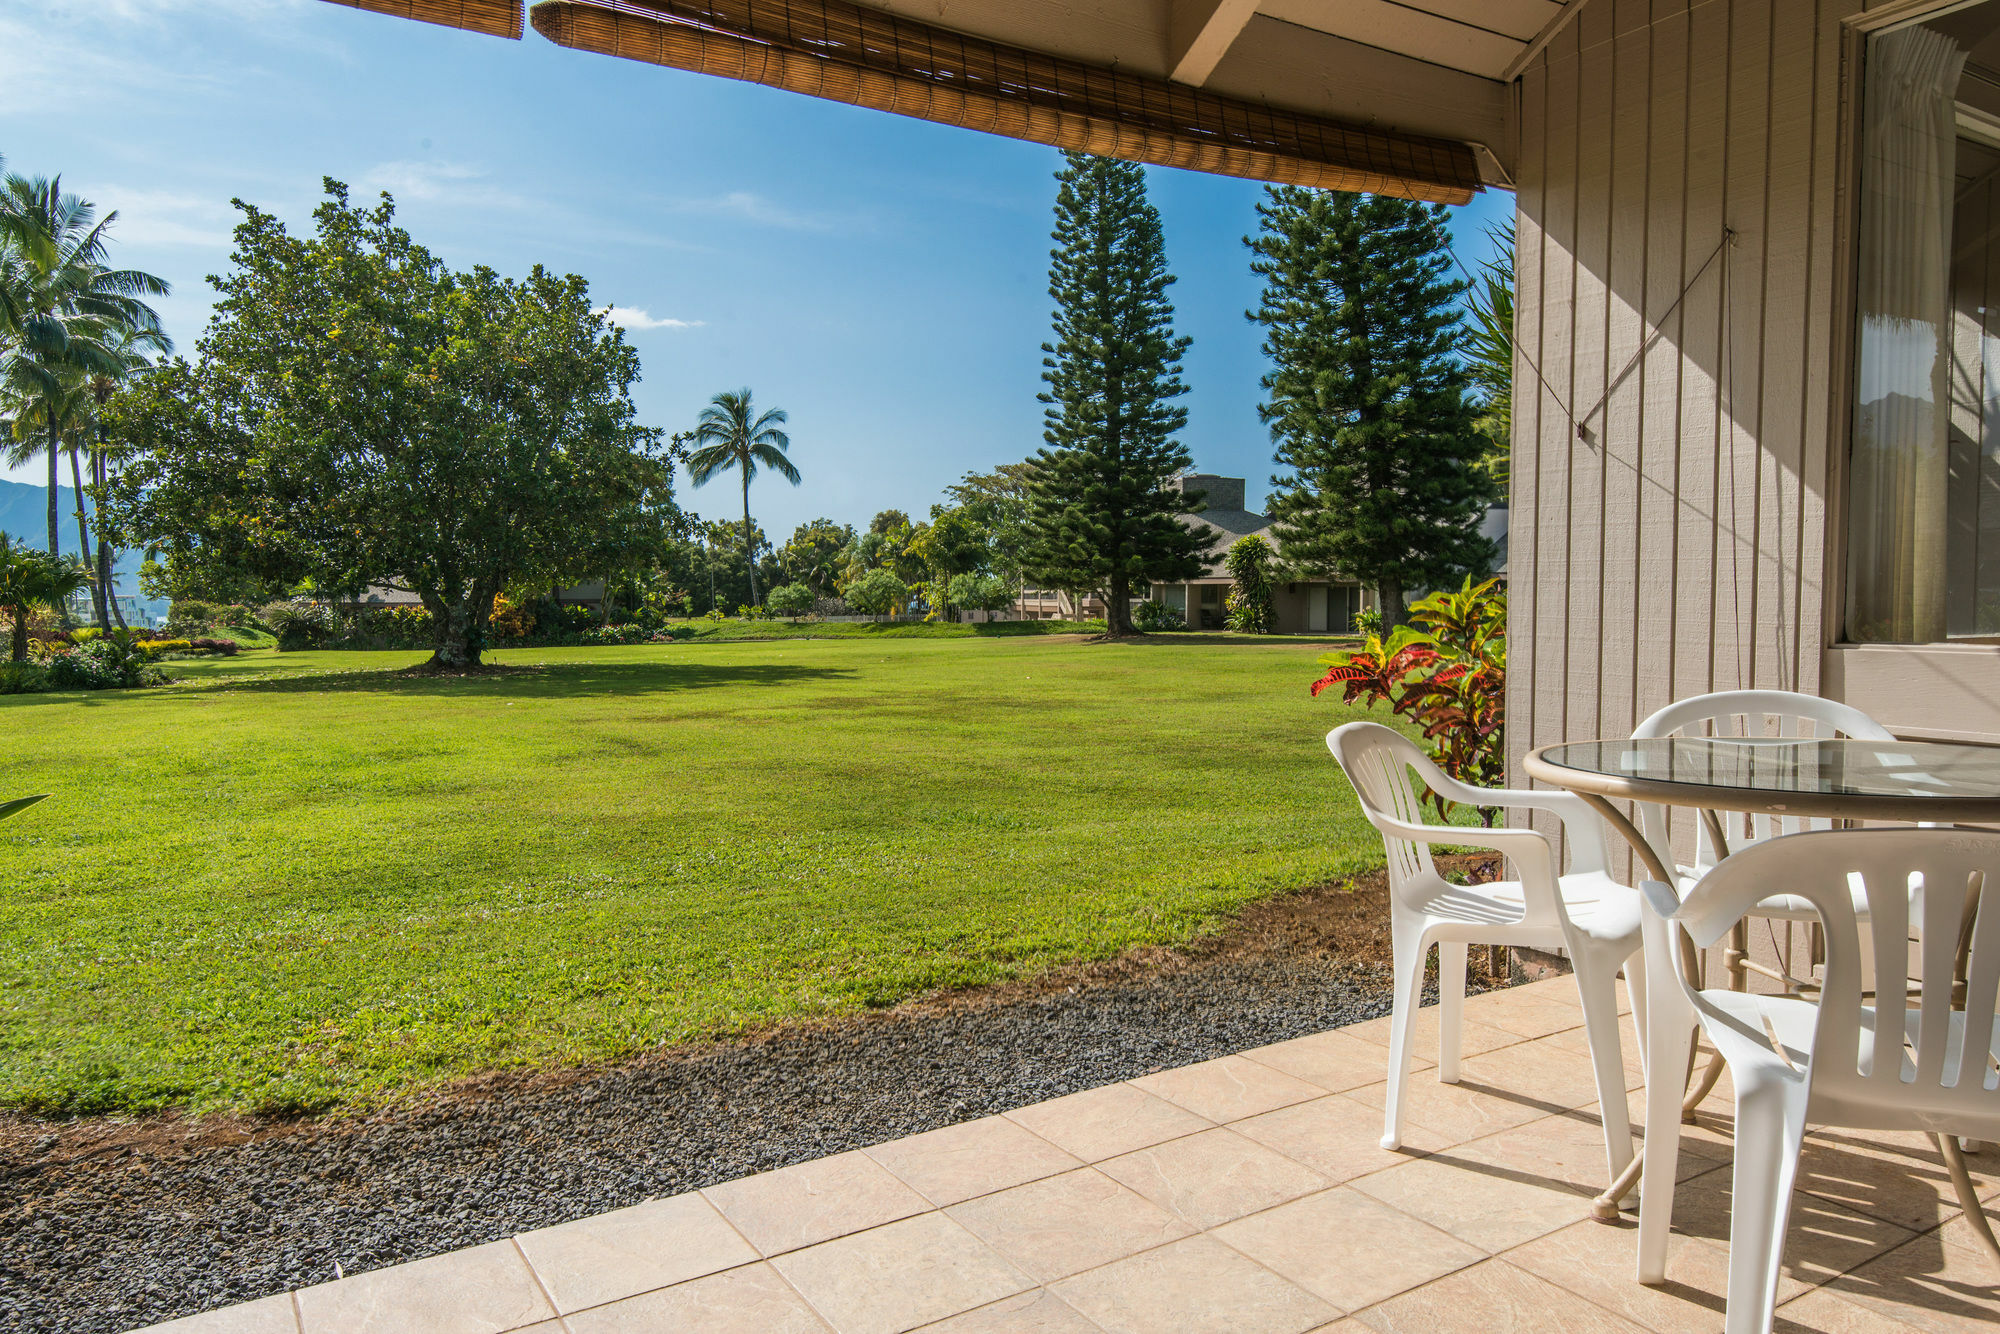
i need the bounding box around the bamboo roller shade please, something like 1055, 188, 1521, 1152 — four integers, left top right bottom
318, 0, 524, 38
527, 0, 1480, 202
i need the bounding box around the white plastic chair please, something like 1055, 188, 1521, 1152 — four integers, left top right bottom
1327, 722, 1646, 1189
1630, 690, 1896, 935
1636, 827, 2000, 1334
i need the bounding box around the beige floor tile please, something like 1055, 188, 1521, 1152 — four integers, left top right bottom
1666, 1162, 1915, 1291
912, 1290, 1100, 1333
1098, 1126, 1328, 1230
1450, 1109, 1644, 1198
1213, 1185, 1484, 1312
1129, 1054, 1325, 1123
865, 1115, 1082, 1207
1345, 1072, 1557, 1146
131, 1294, 299, 1334
945, 1166, 1191, 1282
705, 1150, 931, 1256
295, 1240, 555, 1334
1541, 1017, 1647, 1091
516, 1193, 758, 1313
1935, 1208, 2000, 1253
1794, 1127, 1998, 1233
1808, 1229, 2000, 1333
1054, 1234, 1336, 1334
564, 1262, 830, 1333
1003, 1083, 1212, 1163
1232, 1094, 1446, 1185
1332, 1013, 1522, 1072
1774, 1285, 1933, 1332
1475, 999, 1592, 1041
1243, 1029, 1445, 1095
771, 1211, 1031, 1334
1352, 1258, 1650, 1333
1458, 1033, 1624, 1115
1507, 1217, 1809, 1334
1347, 1151, 1598, 1253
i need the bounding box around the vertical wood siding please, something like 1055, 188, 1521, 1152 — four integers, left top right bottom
1509, 0, 1861, 818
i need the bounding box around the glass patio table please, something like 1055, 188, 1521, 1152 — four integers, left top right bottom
1522, 736, 2000, 1234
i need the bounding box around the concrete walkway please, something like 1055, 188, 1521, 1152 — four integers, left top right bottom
139, 977, 1999, 1333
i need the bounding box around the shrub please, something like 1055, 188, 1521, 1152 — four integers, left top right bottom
185, 637, 242, 656
766, 584, 815, 620
1352, 606, 1383, 638
136, 638, 193, 658
845, 568, 910, 617
46, 635, 161, 690
947, 573, 1016, 615
580, 623, 693, 645
0, 662, 49, 694
167, 599, 216, 628
263, 599, 336, 651
1223, 535, 1277, 634
488, 595, 535, 643
1134, 599, 1186, 632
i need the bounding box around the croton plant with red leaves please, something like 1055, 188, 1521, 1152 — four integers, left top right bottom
1313, 577, 1506, 825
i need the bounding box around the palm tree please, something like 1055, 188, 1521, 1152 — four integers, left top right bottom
0, 532, 89, 662
0, 175, 169, 556
82, 324, 170, 627
686, 389, 800, 606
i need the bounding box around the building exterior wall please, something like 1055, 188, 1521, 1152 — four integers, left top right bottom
1508, 0, 2000, 790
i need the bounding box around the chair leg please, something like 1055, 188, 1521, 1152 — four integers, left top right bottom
1437, 940, 1468, 1084
1381, 917, 1432, 1152
1574, 950, 1635, 1188
1624, 952, 1649, 1080
1636, 1007, 1694, 1284
1723, 1071, 1810, 1334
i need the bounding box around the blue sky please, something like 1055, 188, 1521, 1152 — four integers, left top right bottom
1, 0, 1513, 540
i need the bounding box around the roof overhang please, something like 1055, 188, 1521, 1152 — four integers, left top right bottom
315, 0, 1560, 195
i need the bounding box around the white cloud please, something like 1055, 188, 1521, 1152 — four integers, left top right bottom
674, 191, 835, 232
85, 185, 239, 250
599, 306, 703, 331
0, 0, 310, 115
359, 160, 529, 211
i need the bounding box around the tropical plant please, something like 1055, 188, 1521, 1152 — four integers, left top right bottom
1250, 188, 1495, 629
1312, 576, 1506, 824
779, 518, 854, 598
0, 532, 89, 661
687, 389, 798, 608
845, 567, 910, 617
1463, 221, 1514, 491
1133, 598, 1186, 631
947, 572, 1015, 615
907, 505, 989, 619
0, 174, 169, 557
1023, 152, 1211, 636
766, 583, 815, 621
1223, 534, 1277, 634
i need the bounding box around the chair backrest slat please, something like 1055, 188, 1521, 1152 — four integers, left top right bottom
1959, 873, 2000, 1088
1331, 724, 1436, 890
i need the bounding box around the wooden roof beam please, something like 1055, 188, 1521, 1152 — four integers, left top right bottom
1167, 0, 1260, 86
315, 0, 523, 38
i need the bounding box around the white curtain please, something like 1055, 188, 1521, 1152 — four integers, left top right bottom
1847, 23, 1966, 643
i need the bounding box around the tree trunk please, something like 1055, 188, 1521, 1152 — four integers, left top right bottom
69, 446, 104, 627
426, 583, 495, 670
10, 611, 27, 664
741, 475, 759, 607
46, 427, 60, 557
1107, 568, 1133, 636
1378, 577, 1404, 632
93, 449, 124, 630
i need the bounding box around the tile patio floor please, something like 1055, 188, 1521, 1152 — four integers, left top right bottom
137, 976, 2000, 1334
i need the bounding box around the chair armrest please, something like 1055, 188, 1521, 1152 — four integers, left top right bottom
1366, 815, 1558, 881
1441, 785, 1613, 876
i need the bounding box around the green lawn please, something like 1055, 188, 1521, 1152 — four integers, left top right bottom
0, 637, 1390, 1117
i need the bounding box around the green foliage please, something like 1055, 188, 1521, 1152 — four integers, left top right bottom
946, 464, 1035, 590
1352, 606, 1383, 639
1024, 153, 1211, 635
0, 661, 48, 693
1463, 221, 1514, 491
0, 531, 89, 662
99, 180, 676, 670
780, 518, 854, 598
947, 572, 1015, 614
1312, 576, 1506, 823
1222, 534, 1277, 635
845, 566, 910, 617
766, 583, 815, 620
1249, 188, 1496, 626
1133, 598, 1186, 631
909, 504, 990, 617
45, 630, 160, 690
262, 598, 335, 652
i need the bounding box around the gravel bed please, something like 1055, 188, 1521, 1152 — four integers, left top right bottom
0, 948, 1414, 1334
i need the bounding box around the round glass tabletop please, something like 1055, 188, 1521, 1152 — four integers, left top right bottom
1529, 736, 2000, 815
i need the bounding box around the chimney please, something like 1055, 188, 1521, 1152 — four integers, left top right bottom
1177, 473, 1245, 511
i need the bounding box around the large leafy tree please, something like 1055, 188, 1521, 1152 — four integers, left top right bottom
780, 518, 854, 598
1250, 188, 1494, 630
946, 463, 1035, 592
101, 181, 674, 670
686, 389, 798, 607
907, 504, 989, 618
1023, 153, 1210, 636
0, 174, 169, 558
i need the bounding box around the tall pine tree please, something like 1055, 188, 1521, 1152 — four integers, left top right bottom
1249, 188, 1495, 628
1025, 152, 1209, 636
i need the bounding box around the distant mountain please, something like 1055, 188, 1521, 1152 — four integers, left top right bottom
0, 478, 152, 596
